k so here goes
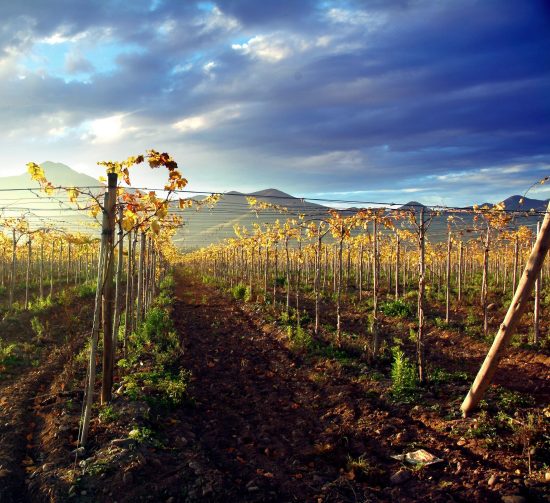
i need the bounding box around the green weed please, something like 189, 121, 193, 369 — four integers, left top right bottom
76, 283, 96, 299
231, 283, 247, 301
390, 346, 418, 400
122, 368, 191, 408
287, 324, 313, 351
99, 404, 120, 424
380, 299, 413, 318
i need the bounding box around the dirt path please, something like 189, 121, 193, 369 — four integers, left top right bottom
168, 270, 535, 502
2, 273, 546, 501
0, 300, 92, 502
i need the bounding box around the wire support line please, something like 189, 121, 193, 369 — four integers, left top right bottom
0, 185, 548, 215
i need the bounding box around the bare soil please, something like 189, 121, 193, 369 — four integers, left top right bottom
1, 272, 548, 502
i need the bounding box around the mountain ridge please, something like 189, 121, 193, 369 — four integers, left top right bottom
0, 162, 98, 189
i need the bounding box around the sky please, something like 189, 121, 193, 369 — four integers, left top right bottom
0, 0, 549, 207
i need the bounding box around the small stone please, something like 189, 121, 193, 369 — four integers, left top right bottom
166, 497, 175, 503
111, 438, 136, 449
456, 438, 466, 446
81, 491, 87, 496
390, 470, 411, 485
247, 486, 260, 493
488, 474, 497, 487
545, 472, 550, 483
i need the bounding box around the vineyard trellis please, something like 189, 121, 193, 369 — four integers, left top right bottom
1, 166, 548, 451
182, 192, 549, 411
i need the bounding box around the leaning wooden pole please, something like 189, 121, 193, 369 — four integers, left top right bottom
461, 201, 550, 417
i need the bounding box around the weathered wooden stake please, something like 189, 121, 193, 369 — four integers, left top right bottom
101, 172, 117, 404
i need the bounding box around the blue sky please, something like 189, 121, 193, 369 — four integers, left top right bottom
0, 0, 549, 206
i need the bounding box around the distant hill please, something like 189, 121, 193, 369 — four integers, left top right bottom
1, 163, 544, 246
0, 162, 100, 232
399, 201, 425, 209
173, 190, 547, 249
172, 189, 327, 248
501, 195, 549, 212
0, 162, 98, 190
464, 195, 549, 212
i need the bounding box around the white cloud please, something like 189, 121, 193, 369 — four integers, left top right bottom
200, 6, 240, 33
173, 115, 207, 133
82, 114, 130, 143
173, 105, 241, 133
203, 60, 217, 77
158, 19, 177, 36
326, 8, 387, 30
232, 34, 296, 62
315, 36, 332, 48
298, 150, 367, 171
40, 30, 87, 45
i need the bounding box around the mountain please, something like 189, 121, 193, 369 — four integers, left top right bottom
501, 195, 549, 212
251, 188, 292, 198
463, 195, 549, 212
172, 188, 328, 249
399, 201, 425, 210
0, 162, 101, 232
0, 162, 98, 189
2, 162, 544, 247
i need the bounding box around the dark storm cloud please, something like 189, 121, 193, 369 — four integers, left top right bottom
0, 0, 549, 202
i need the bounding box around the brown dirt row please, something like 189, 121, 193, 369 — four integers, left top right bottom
153, 270, 548, 502
1, 271, 547, 502
0, 298, 93, 502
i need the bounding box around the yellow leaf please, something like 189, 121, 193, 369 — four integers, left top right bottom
150, 218, 161, 234
67, 187, 79, 203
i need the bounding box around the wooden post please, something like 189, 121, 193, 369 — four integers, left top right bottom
358, 241, 363, 301
9, 228, 16, 309
39, 240, 44, 299
314, 232, 322, 335
49, 240, 54, 297
136, 231, 146, 325
395, 231, 400, 299
101, 172, 117, 405
461, 202, 550, 416
457, 240, 463, 302
336, 234, 344, 347
25, 237, 32, 310
79, 179, 114, 446
512, 235, 519, 293
481, 227, 490, 337
112, 205, 124, 361
534, 221, 541, 345
372, 218, 381, 358
445, 230, 452, 323
417, 208, 426, 383
123, 229, 133, 358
